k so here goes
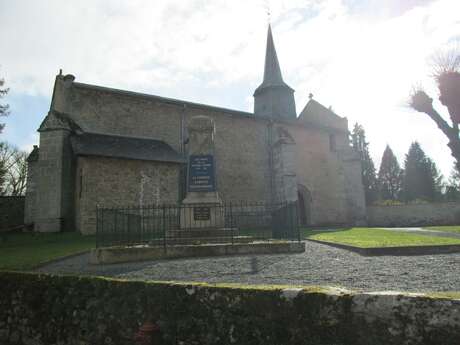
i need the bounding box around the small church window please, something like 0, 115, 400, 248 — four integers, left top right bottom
329, 134, 336, 152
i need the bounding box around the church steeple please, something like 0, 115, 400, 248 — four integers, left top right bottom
254, 25, 296, 119
259, 25, 288, 90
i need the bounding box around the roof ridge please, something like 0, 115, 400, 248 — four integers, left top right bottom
78, 131, 167, 142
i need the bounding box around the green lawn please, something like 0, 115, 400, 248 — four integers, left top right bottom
423, 226, 460, 234
0, 232, 95, 271
302, 227, 460, 248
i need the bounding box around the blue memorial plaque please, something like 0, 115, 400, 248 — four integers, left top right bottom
188, 155, 216, 192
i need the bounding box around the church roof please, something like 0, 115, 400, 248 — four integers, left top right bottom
254, 25, 294, 96
38, 110, 83, 133
300, 99, 339, 118
70, 132, 185, 164
298, 99, 348, 132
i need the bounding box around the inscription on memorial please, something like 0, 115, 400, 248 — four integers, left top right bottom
193, 207, 211, 221
188, 155, 215, 192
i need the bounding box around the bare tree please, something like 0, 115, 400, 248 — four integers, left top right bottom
0, 73, 9, 133
0, 142, 27, 196
410, 49, 460, 171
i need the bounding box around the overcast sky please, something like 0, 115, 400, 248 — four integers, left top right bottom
1, 0, 459, 178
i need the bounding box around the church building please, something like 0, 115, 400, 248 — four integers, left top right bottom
24, 26, 366, 234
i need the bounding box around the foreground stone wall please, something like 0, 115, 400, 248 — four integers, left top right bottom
0, 197, 25, 232
0, 271, 459, 345
367, 202, 460, 227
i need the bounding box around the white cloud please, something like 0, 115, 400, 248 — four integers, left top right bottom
0, 0, 459, 176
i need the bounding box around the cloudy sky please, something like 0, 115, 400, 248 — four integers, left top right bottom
1, 0, 459, 177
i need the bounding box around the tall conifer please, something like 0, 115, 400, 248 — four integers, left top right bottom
351, 123, 378, 204
377, 145, 403, 201
402, 142, 443, 201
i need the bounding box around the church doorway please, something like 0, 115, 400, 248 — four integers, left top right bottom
297, 185, 311, 226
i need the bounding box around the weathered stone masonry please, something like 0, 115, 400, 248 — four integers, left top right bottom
25, 26, 366, 233
1, 271, 459, 345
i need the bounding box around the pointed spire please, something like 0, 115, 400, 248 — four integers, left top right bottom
263, 25, 284, 85
254, 25, 293, 96
253, 25, 296, 119
263, 25, 285, 86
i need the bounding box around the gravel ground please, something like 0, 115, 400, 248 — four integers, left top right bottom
37, 240, 460, 293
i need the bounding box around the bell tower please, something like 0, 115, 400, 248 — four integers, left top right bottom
254, 25, 296, 119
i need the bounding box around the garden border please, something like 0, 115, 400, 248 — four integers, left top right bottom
306, 238, 460, 256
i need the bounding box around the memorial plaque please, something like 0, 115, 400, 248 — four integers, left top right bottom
188, 154, 216, 192
194, 206, 211, 221
180, 116, 223, 229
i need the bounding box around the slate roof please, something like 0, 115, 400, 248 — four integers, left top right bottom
70, 132, 186, 164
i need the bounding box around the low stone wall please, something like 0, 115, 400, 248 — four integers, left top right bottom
367, 201, 460, 227
0, 196, 25, 232
91, 242, 306, 264
1, 272, 459, 345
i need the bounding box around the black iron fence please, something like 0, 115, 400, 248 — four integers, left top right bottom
96, 201, 300, 248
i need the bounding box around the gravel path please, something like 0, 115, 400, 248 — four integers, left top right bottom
37, 241, 460, 293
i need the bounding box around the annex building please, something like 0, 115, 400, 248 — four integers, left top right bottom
24, 26, 366, 234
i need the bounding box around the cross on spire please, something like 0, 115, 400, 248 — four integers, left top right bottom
265, 1, 271, 24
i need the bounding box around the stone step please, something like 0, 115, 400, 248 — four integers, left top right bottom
166, 228, 238, 238
149, 236, 256, 245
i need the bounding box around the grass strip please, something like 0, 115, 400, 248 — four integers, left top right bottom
0, 232, 95, 271
302, 227, 460, 248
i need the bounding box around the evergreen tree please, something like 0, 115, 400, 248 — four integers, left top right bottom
351, 123, 378, 205
445, 165, 460, 201
377, 145, 403, 201
427, 158, 445, 201
402, 142, 444, 201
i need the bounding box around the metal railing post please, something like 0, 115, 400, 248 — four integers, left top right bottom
295, 200, 300, 242
162, 205, 167, 253
229, 202, 234, 245
96, 206, 99, 248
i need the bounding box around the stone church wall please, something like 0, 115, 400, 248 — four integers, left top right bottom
290, 126, 350, 225
41, 77, 364, 230
75, 156, 180, 234
67, 85, 183, 152
367, 201, 460, 227
65, 82, 272, 204
208, 113, 271, 203
34, 130, 71, 232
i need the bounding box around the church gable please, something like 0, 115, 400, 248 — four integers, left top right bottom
38, 110, 83, 133
298, 99, 348, 132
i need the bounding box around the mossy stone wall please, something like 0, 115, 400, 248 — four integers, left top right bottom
367, 201, 460, 227
0, 197, 25, 232
0, 272, 459, 345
